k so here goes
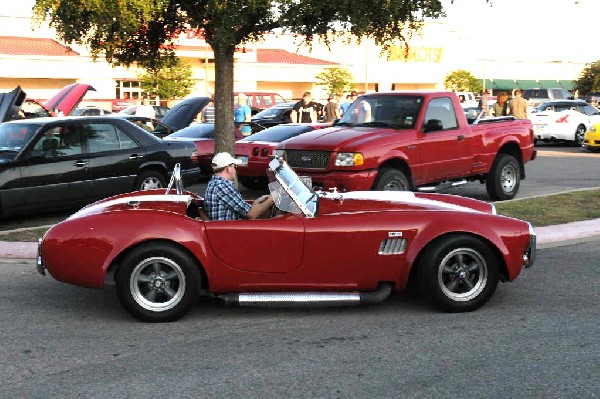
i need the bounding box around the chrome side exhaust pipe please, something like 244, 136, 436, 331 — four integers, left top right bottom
219, 282, 393, 308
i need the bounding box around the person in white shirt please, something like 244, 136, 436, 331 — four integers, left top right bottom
136, 98, 156, 119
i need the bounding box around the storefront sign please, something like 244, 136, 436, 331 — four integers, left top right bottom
388, 46, 443, 63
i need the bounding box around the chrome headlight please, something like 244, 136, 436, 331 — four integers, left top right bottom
335, 152, 364, 167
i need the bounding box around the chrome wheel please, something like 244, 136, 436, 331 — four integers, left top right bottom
437, 248, 488, 302
575, 125, 586, 146
141, 176, 163, 190
500, 162, 518, 194
130, 257, 186, 312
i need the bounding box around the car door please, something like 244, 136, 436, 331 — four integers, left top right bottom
204, 216, 305, 273
4, 124, 93, 213
83, 121, 146, 197
417, 97, 472, 182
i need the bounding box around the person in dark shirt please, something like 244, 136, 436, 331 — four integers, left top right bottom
290, 91, 317, 123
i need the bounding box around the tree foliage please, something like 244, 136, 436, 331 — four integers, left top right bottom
32, 0, 445, 154
443, 69, 482, 93
138, 60, 195, 100
315, 67, 355, 97
574, 60, 600, 95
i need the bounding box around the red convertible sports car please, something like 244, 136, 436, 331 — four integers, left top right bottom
37, 158, 536, 322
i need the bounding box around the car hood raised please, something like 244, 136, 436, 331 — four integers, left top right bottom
44, 83, 96, 116
0, 86, 27, 122
161, 97, 211, 131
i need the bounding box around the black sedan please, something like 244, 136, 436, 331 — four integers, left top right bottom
0, 116, 201, 218
250, 101, 295, 133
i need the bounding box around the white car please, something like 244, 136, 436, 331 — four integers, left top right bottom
529, 100, 600, 146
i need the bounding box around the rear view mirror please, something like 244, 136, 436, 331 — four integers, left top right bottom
423, 119, 443, 132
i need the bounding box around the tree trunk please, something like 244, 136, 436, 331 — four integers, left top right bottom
212, 43, 236, 155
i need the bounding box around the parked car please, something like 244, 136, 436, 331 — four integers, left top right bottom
236, 122, 331, 189
119, 104, 171, 121
583, 92, 600, 104
0, 83, 95, 122
522, 88, 573, 109
249, 101, 296, 133
164, 123, 244, 175
233, 92, 286, 115
72, 106, 113, 116
583, 123, 600, 151
0, 116, 201, 218
37, 156, 537, 322
529, 99, 600, 145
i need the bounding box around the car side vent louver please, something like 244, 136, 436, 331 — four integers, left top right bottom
378, 238, 407, 255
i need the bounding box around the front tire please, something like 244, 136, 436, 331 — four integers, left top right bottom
373, 167, 411, 191
417, 235, 499, 312
116, 243, 201, 322
486, 154, 520, 201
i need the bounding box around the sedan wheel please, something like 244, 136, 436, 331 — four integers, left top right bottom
417, 234, 499, 312
574, 125, 586, 146
116, 243, 201, 322
134, 170, 167, 191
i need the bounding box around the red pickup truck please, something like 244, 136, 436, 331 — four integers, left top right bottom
276, 91, 536, 200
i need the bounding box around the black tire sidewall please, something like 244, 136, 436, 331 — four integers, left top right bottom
486, 154, 520, 200
417, 235, 499, 312
116, 243, 200, 322
373, 168, 411, 191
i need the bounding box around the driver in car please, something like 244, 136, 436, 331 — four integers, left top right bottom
204, 152, 274, 220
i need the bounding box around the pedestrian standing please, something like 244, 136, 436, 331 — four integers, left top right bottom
290, 91, 317, 123
324, 94, 340, 122
510, 89, 528, 119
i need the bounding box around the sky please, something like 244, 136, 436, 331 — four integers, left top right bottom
437, 0, 596, 62
6, 0, 597, 64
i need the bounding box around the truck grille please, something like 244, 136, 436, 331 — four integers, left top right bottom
285, 150, 330, 169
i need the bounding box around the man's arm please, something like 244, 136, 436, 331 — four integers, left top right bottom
247, 194, 274, 219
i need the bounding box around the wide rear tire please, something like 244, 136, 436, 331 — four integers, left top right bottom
116, 243, 201, 322
417, 234, 499, 312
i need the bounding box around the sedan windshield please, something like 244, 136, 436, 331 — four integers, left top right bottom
167, 123, 215, 139
240, 125, 313, 143
339, 95, 423, 129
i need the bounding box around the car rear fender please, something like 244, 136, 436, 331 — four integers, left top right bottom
402, 217, 514, 286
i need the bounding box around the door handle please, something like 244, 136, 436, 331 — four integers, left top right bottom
457, 135, 465, 141
73, 160, 89, 167
129, 154, 144, 159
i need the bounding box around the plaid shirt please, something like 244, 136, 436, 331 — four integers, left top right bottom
204, 175, 251, 220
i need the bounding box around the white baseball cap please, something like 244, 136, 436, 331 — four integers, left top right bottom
212, 152, 242, 169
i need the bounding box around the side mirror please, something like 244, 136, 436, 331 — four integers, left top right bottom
423, 119, 443, 132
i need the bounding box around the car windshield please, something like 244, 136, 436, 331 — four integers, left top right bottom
240, 125, 313, 142
252, 106, 287, 119
267, 156, 317, 217
168, 124, 215, 139
0, 123, 39, 152
338, 95, 423, 129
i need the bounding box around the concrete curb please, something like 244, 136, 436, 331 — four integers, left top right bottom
1, 219, 600, 260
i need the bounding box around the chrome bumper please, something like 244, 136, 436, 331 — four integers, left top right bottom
36, 238, 45, 276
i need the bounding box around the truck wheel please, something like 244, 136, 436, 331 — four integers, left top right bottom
373, 168, 411, 191
486, 154, 520, 201
134, 170, 167, 191
574, 124, 586, 147
417, 234, 499, 312
116, 243, 201, 322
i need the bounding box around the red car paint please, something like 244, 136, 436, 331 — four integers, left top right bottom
278, 91, 537, 201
